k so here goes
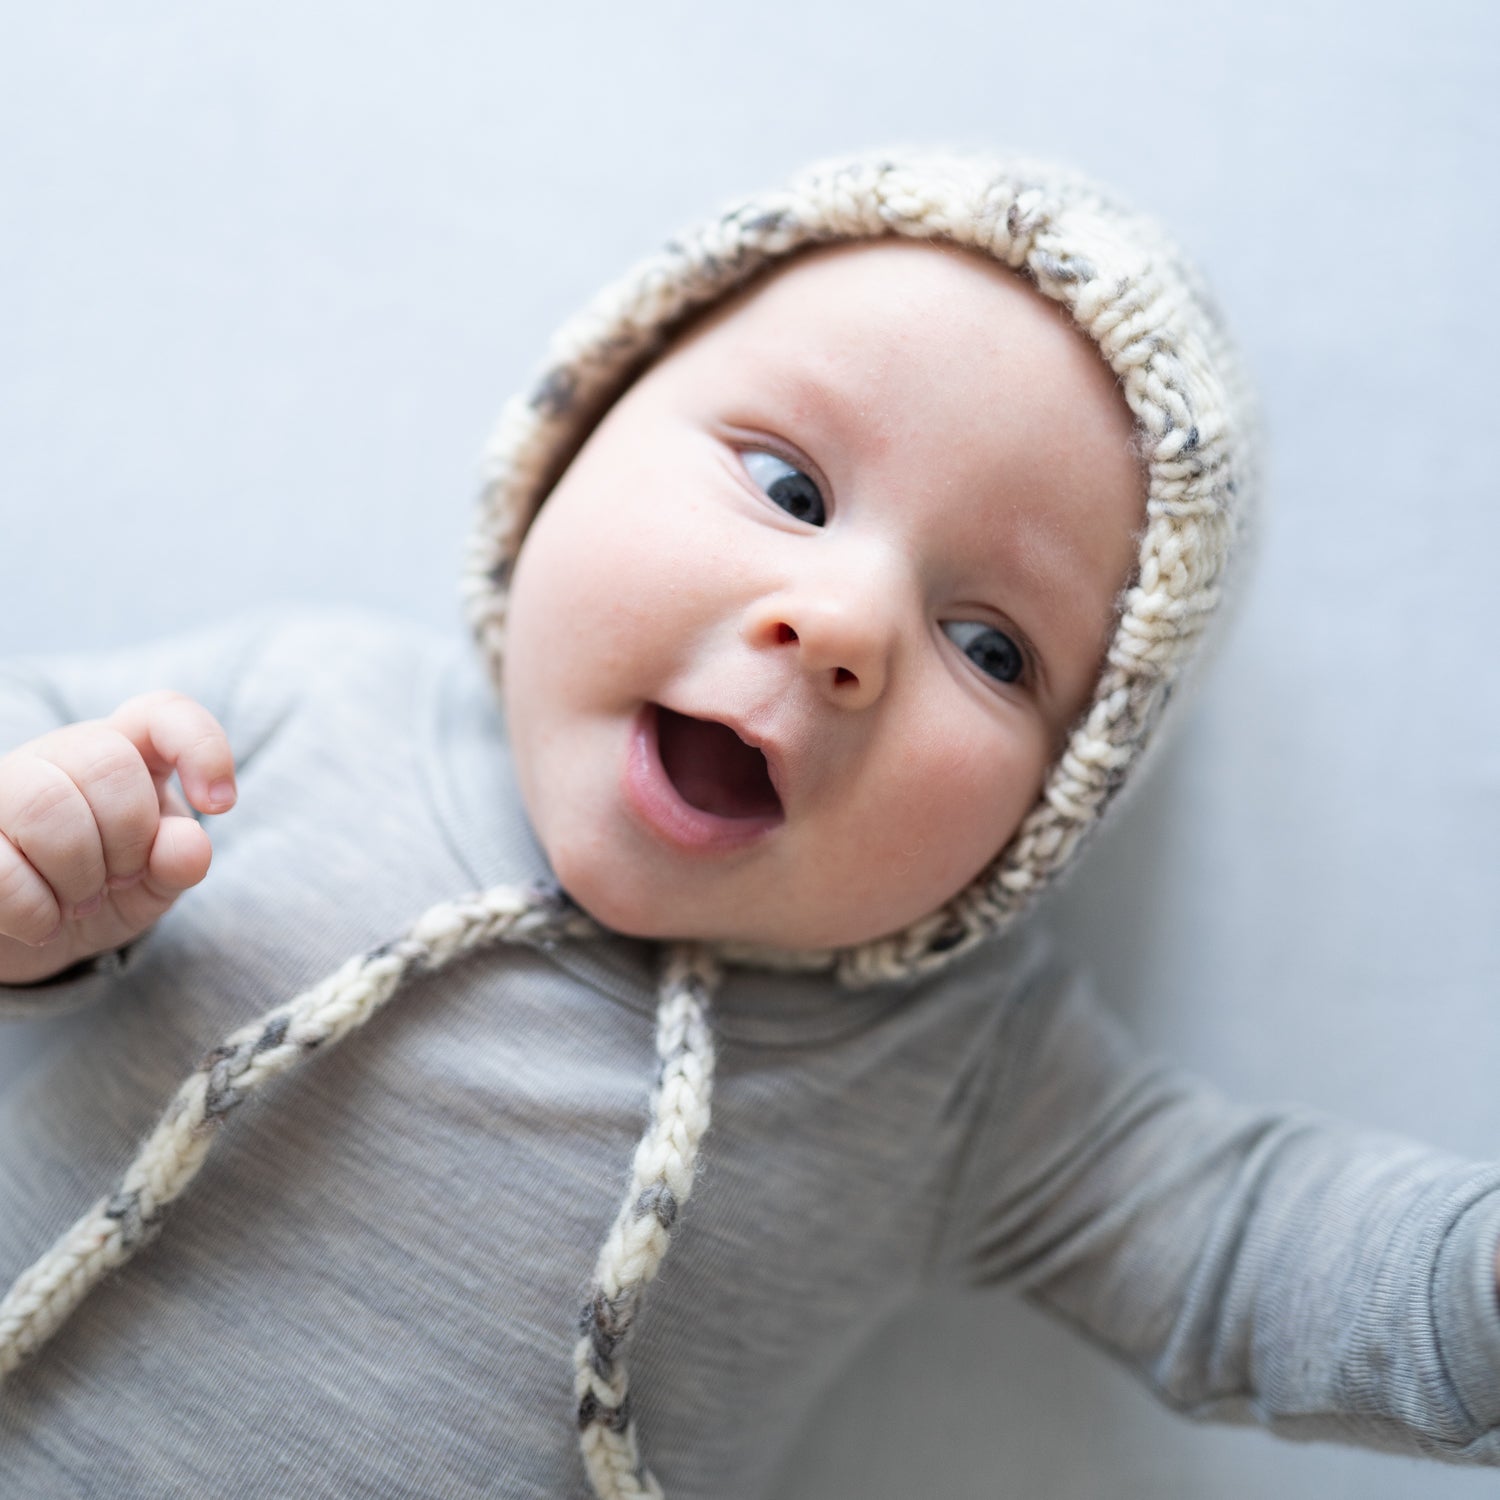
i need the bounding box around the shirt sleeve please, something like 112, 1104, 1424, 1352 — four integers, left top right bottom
932, 947, 1500, 1463
0, 610, 285, 1017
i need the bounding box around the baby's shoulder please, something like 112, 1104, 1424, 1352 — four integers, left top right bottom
238, 601, 446, 672
209, 603, 458, 770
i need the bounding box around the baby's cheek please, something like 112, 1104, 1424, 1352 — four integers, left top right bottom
899, 730, 1044, 895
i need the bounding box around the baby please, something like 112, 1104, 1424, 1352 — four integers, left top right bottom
1, 154, 1497, 1497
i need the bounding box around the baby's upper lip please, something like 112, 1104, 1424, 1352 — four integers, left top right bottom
660, 703, 789, 809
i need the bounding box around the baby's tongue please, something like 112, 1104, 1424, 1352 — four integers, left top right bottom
657, 708, 780, 819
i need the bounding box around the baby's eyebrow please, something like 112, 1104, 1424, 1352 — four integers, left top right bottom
756, 360, 865, 442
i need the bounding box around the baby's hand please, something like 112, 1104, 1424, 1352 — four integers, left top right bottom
0, 691, 236, 986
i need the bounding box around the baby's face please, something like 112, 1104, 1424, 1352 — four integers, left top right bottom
504, 241, 1142, 949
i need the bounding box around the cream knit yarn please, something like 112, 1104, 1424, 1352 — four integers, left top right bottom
1, 151, 1254, 1500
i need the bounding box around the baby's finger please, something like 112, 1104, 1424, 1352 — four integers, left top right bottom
26, 724, 162, 896
105, 691, 237, 817
140, 813, 214, 898
0, 751, 107, 917
80, 814, 214, 956
0, 832, 62, 946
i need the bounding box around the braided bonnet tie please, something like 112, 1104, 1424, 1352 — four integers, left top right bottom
0, 882, 719, 1500
574, 943, 718, 1499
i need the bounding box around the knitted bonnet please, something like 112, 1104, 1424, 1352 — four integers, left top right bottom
0, 151, 1253, 1498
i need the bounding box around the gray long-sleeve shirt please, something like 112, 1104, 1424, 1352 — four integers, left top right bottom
2, 609, 1499, 1497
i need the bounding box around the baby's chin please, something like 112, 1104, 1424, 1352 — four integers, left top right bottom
549, 853, 935, 954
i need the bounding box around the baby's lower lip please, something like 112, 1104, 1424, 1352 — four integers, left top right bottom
622, 706, 783, 854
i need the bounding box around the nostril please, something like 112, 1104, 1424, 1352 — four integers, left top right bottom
763, 617, 860, 689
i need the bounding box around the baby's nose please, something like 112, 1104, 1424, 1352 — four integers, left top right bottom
746, 591, 894, 708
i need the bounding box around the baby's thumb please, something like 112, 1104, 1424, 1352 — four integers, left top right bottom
100, 815, 214, 951
143, 814, 214, 902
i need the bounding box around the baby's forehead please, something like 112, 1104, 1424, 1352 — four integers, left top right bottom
662, 239, 1132, 434
686, 239, 1058, 353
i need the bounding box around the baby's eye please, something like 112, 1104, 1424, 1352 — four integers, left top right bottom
943, 620, 1025, 686
741, 449, 826, 526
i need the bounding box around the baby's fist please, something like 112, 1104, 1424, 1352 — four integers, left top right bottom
0, 691, 236, 986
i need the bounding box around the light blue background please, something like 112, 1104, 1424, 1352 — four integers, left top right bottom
4, 3, 1499, 1495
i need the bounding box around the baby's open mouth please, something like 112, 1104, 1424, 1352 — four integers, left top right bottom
655, 707, 782, 820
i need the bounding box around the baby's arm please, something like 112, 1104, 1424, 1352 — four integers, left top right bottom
0, 693, 236, 986
937, 950, 1500, 1461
